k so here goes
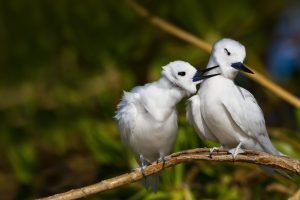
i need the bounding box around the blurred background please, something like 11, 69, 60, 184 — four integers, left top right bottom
0, 0, 299, 199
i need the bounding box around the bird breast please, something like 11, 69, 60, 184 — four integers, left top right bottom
130, 109, 178, 162
199, 77, 242, 147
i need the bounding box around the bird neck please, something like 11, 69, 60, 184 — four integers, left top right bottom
207, 56, 238, 80
157, 77, 186, 105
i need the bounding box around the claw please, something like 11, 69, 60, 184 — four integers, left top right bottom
161, 157, 166, 168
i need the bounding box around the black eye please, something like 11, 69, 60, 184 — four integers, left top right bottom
224, 48, 231, 56
178, 71, 186, 76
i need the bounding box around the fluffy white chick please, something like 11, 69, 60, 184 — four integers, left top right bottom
115, 60, 216, 190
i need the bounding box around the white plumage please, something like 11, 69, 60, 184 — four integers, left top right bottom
187, 38, 282, 162
115, 60, 199, 189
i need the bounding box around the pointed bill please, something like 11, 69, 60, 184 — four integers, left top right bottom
193, 65, 220, 82
231, 62, 254, 74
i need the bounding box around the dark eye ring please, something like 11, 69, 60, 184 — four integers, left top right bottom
178, 71, 186, 76
224, 48, 231, 56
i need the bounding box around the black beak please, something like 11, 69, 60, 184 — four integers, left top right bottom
193, 65, 220, 82
231, 62, 254, 74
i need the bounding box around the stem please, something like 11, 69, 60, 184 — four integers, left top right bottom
124, 0, 300, 108
37, 148, 300, 200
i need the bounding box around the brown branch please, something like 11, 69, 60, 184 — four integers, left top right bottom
37, 148, 300, 200
124, 0, 212, 52
124, 0, 300, 108
266, 183, 294, 196
289, 188, 300, 200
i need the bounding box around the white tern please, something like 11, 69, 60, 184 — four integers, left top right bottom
115, 60, 218, 190
187, 38, 287, 176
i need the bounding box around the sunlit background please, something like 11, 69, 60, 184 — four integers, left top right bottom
0, 0, 299, 199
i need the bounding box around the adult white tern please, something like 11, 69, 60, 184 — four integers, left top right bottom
187, 38, 286, 175
115, 60, 218, 190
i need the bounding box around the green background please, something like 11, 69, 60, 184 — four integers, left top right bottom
0, 0, 299, 199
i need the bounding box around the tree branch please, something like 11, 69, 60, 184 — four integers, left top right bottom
289, 188, 300, 200
124, 0, 300, 108
37, 148, 300, 200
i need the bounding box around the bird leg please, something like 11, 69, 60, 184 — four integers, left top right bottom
209, 144, 224, 158
157, 152, 166, 168
139, 154, 147, 177
229, 142, 244, 160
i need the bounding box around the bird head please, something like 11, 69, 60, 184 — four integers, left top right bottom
161, 61, 199, 95
210, 38, 253, 79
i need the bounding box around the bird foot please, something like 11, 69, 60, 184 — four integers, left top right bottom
228, 142, 244, 160
139, 154, 150, 189
139, 155, 147, 177
140, 165, 146, 177
209, 144, 224, 158
157, 154, 166, 168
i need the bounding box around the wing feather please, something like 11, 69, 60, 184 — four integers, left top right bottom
187, 95, 218, 141
115, 91, 138, 145
221, 86, 279, 155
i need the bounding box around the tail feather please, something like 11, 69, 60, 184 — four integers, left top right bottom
259, 165, 292, 179
141, 173, 160, 192
261, 141, 292, 179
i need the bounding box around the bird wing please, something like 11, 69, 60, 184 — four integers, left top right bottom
115, 91, 139, 145
138, 86, 174, 123
221, 86, 279, 155
187, 95, 218, 141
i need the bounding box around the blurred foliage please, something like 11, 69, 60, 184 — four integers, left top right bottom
0, 0, 299, 199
